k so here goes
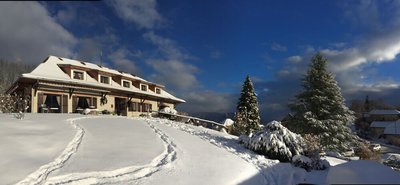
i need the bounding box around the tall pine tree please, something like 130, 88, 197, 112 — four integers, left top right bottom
288, 53, 356, 152
233, 75, 261, 136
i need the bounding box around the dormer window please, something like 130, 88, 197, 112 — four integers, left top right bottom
122, 80, 131, 88
72, 70, 85, 80
140, 84, 148, 91
99, 75, 110, 84
155, 87, 161, 94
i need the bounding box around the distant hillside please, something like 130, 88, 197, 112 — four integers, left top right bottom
0, 60, 34, 93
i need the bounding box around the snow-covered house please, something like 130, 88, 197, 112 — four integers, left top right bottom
366, 109, 400, 122
6, 56, 185, 116
384, 121, 400, 146
370, 121, 397, 137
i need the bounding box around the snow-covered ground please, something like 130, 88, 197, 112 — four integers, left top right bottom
1, 114, 400, 185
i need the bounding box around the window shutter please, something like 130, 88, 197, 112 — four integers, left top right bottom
62, 95, 68, 113
72, 96, 78, 112
93, 97, 97, 108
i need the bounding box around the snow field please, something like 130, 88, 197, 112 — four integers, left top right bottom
3, 114, 397, 185
0, 114, 82, 185
17, 117, 86, 185
145, 118, 301, 185
1, 115, 273, 184
44, 117, 177, 184
135, 118, 266, 185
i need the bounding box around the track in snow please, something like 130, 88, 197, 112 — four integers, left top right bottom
17, 117, 177, 185
16, 116, 274, 185
16, 117, 86, 185
148, 118, 281, 185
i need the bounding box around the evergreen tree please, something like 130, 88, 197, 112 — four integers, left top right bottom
233, 75, 261, 135
364, 95, 370, 112
288, 53, 356, 152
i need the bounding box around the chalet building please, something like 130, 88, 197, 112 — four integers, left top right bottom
6, 56, 185, 116
369, 121, 396, 137
361, 109, 400, 146
365, 109, 400, 122
384, 121, 400, 146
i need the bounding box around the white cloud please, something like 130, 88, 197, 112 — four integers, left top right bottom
179, 91, 237, 113
286, 55, 303, 63
277, 70, 290, 77
143, 32, 200, 91
108, 48, 141, 75
0, 2, 76, 64
143, 31, 193, 60
271, 43, 287, 51
108, 0, 164, 29
330, 42, 347, 48
147, 59, 199, 91
55, 4, 76, 26
76, 38, 102, 62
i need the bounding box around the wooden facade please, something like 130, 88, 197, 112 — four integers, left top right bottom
7, 56, 184, 116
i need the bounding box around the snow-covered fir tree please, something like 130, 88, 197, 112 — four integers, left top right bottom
233, 75, 261, 136
288, 53, 356, 152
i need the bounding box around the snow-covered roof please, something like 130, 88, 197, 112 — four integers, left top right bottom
370, 121, 397, 128
21, 56, 185, 103
369, 109, 400, 115
384, 121, 400, 135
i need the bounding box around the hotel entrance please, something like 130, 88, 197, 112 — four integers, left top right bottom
115, 97, 127, 116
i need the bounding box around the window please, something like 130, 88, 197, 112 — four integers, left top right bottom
128, 102, 137, 112
100, 75, 110, 84
122, 80, 131, 88
140, 84, 148, 91
155, 87, 161, 94
72, 70, 85, 80
141, 103, 152, 112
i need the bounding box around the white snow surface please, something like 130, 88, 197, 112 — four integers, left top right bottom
326, 160, 400, 184
0, 114, 82, 184
2, 114, 400, 185
370, 121, 397, 128
369, 109, 400, 115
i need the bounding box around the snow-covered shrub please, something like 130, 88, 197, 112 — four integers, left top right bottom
0, 93, 30, 114
239, 134, 250, 144
159, 107, 177, 114
223, 118, 234, 127
82, 108, 91, 115
221, 119, 234, 134
303, 134, 321, 158
13, 111, 24, 119
241, 121, 304, 162
292, 155, 313, 171
101, 109, 111, 114
355, 143, 380, 160
383, 154, 400, 171
292, 154, 329, 171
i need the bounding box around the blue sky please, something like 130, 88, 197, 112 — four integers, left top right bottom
1, 1, 400, 121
